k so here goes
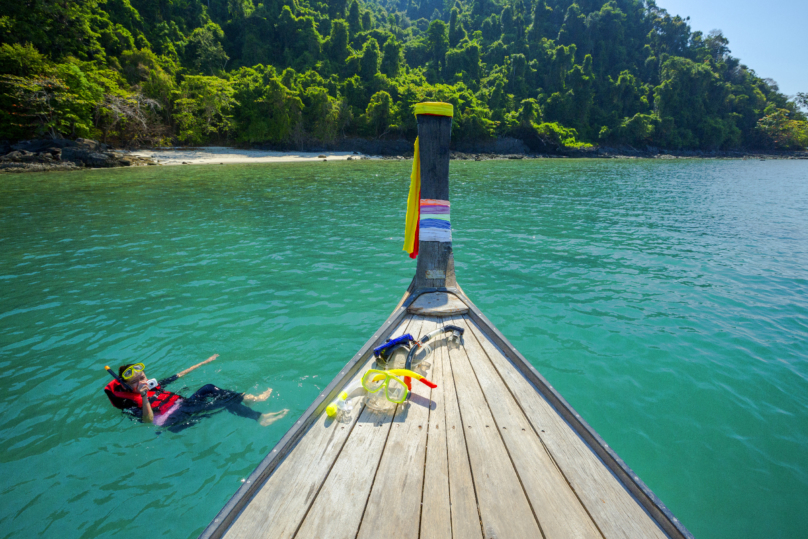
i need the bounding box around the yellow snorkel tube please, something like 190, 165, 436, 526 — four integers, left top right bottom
326, 368, 438, 417
325, 380, 364, 418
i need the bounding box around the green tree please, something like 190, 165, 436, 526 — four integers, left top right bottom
328, 0, 348, 20
0, 75, 84, 139
185, 23, 229, 74
756, 109, 808, 149
426, 20, 449, 75
174, 75, 235, 144
359, 38, 381, 81
328, 20, 351, 65
795, 92, 808, 113
0, 0, 802, 151
347, 1, 362, 36
231, 66, 303, 143
362, 11, 373, 32
302, 86, 342, 142
449, 8, 467, 47
381, 37, 403, 77
365, 90, 394, 135
0, 43, 49, 77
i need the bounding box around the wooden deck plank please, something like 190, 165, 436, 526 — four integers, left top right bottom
356, 317, 434, 539
262, 316, 414, 539
464, 316, 669, 539
419, 320, 452, 539
220, 314, 414, 539
440, 319, 485, 539
450, 315, 602, 539
443, 321, 544, 538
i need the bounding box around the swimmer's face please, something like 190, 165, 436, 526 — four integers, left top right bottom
126, 371, 147, 387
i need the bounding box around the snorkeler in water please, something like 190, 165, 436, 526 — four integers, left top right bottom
103, 354, 288, 432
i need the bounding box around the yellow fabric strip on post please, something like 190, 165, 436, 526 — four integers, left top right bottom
413, 102, 453, 117
403, 136, 420, 257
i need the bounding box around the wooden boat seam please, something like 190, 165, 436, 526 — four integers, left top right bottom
441, 317, 488, 539
443, 315, 550, 538
353, 398, 401, 538
416, 352, 435, 538
287, 399, 370, 539
458, 314, 608, 539
199, 298, 415, 539
456, 290, 694, 539
418, 334, 454, 537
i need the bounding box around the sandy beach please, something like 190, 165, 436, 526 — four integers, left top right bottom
129, 146, 365, 165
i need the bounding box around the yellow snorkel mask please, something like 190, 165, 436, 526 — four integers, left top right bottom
362, 369, 436, 403
121, 363, 145, 381
325, 368, 438, 418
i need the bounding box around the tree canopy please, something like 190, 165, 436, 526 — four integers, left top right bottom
0, 0, 805, 149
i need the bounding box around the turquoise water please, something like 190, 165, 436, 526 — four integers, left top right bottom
1, 159, 806, 538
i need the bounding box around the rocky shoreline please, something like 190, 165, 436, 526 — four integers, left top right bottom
2, 137, 806, 173
0, 139, 157, 173
440, 147, 808, 161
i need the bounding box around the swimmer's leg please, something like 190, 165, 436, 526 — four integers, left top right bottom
259, 409, 289, 427
243, 387, 272, 403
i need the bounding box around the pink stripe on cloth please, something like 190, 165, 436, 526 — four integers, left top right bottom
420, 199, 450, 207
153, 401, 182, 426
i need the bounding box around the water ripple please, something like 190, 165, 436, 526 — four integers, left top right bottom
1, 159, 807, 538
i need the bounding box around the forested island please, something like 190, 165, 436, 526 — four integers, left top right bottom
1, 0, 806, 155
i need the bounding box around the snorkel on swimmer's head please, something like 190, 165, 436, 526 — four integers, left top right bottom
106, 363, 158, 391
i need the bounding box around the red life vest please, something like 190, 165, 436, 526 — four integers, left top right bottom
104, 379, 182, 415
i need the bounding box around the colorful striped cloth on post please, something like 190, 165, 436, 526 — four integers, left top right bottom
419, 199, 451, 242
403, 103, 453, 259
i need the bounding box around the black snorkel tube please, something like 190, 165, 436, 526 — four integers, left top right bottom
105, 365, 134, 392
404, 325, 465, 372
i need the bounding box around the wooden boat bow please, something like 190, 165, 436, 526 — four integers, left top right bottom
199, 104, 692, 539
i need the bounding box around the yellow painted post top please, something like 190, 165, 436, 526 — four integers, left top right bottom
414, 102, 453, 117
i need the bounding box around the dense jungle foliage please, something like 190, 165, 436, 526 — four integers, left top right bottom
1, 0, 806, 150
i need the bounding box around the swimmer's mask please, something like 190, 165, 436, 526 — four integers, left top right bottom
121, 363, 145, 381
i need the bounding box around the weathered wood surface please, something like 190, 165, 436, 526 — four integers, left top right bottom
292, 317, 415, 539
419, 324, 453, 539
408, 291, 469, 316
439, 319, 485, 539
444, 319, 545, 538
356, 317, 433, 539
211, 310, 686, 539
222, 316, 413, 539
415, 113, 456, 290
462, 315, 669, 539
448, 315, 602, 538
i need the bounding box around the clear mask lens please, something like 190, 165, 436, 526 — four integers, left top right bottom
385, 376, 408, 403
362, 371, 385, 393
122, 364, 145, 380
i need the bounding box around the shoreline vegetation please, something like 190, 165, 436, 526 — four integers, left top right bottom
1, 0, 806, 161
1, 139, 806, 173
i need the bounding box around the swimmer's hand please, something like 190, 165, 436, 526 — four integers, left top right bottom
138, 380, 154, 423
136, 380, 150, 395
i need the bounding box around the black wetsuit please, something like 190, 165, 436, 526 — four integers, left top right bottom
133, 375, 262, 433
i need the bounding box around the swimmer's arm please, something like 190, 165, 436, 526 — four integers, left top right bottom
138, 382, 154, 423
141, 397, 154, 423
175, 354, 219, 378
